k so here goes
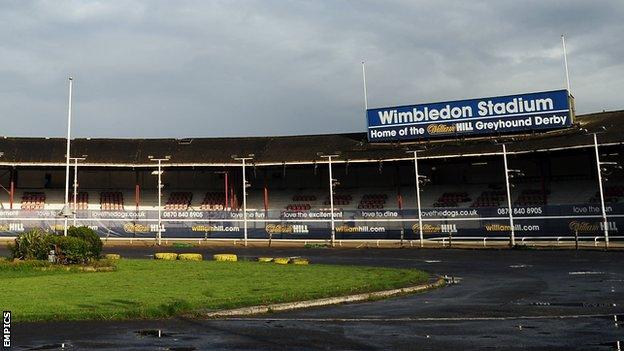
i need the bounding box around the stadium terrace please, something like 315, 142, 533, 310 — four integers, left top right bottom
0, 110, 621, 245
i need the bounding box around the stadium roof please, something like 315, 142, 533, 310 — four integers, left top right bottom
0, 110, 622, 167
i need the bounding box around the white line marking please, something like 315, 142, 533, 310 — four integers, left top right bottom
219, 313, 620, 322
569, 271, 605, 275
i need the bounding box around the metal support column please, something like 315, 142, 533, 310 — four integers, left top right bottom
593, 133, 609, 248
149, 156, 170, 245
320, 154, 339, 247
232, 155, 254, 247
70, 156, 86, 226
63, 76, 73, 236
412, 151, 424, 247
502, 144, 515, 246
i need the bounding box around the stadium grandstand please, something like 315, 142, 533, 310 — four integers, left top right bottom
0, 110, 621, 245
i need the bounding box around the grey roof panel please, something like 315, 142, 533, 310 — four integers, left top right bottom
0, 110, 620, 165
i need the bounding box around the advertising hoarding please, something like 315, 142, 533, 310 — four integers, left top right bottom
366, 89, 572, 142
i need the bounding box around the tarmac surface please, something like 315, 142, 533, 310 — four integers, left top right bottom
4, 246, 624, 350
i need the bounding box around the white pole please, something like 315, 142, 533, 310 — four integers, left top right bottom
242, 158, 248, 247
328, 156, 335, 247
157, 160, 162, 245
561, 35, 571, 93
502, 144, 515, 246
63, 76, 73, 236
413, 151, 424, 247
361, 60, 369, 110
150, 157, 168, 244
72, 158, 78, 226
594, 133, 609, 248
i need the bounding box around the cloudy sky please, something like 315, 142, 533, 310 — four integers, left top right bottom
0, 0, 622, 138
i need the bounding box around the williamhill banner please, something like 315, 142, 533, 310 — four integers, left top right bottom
0, 204, 620, 240
366, 89, 573, 142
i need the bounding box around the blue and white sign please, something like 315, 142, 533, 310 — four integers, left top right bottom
366, 89, 572, 142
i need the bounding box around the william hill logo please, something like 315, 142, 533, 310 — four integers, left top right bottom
427, 124, 456, 134
412, 223, 457, 233
123, 223, 150, 233
266, 224, 308, 234
568, 220, 618, 233
49, 224, 65, 231
412, 223, 441, 233
266, 224, 293, 234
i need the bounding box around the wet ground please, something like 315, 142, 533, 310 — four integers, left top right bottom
4, 247, 624, 350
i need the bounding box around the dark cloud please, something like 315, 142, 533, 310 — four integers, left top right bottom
0, 0, 621, 138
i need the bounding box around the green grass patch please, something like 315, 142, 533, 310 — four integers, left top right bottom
0, 259, 428, 322
0, 259, 116, 278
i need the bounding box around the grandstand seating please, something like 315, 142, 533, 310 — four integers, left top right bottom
286, 194, 316, 211
100, 191, 124, 211
471, 190, 506, 207
358, 193, 387, 209
590, 185, 624, 203
72, 191, 89, 210
165, 192, 193, 210
286, 203, 311, 211
201, 192, 226, 211
514, 189, 548, 206
21, 192, 46, 210
6, 181, 621, 212
324, 194, 352, 206
292, 194, 316, 202
433, 192, 471, 207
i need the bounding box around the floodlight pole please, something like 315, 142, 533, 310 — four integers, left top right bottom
63, 76, 73, 236
561, 35, 571, 93
502, 144, 515, 246
233, 155, 254, 247
320, 154, 339, 247
361, 60, 369, 110
150, 157, 169, 245
70, 156, 87, 226
411, 151, 424, 247
593, 133, 609, 248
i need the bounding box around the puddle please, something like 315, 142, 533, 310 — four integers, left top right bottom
516, 325, 536, 329
569, 271, 605, 275
29, 344, 71, 350
29, 346, 57, 350
531, 301, 614, 308
136, 329, 175, 338
597, 341, 622, 348
600, 314, 624, 322
509, 264, 532, 268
